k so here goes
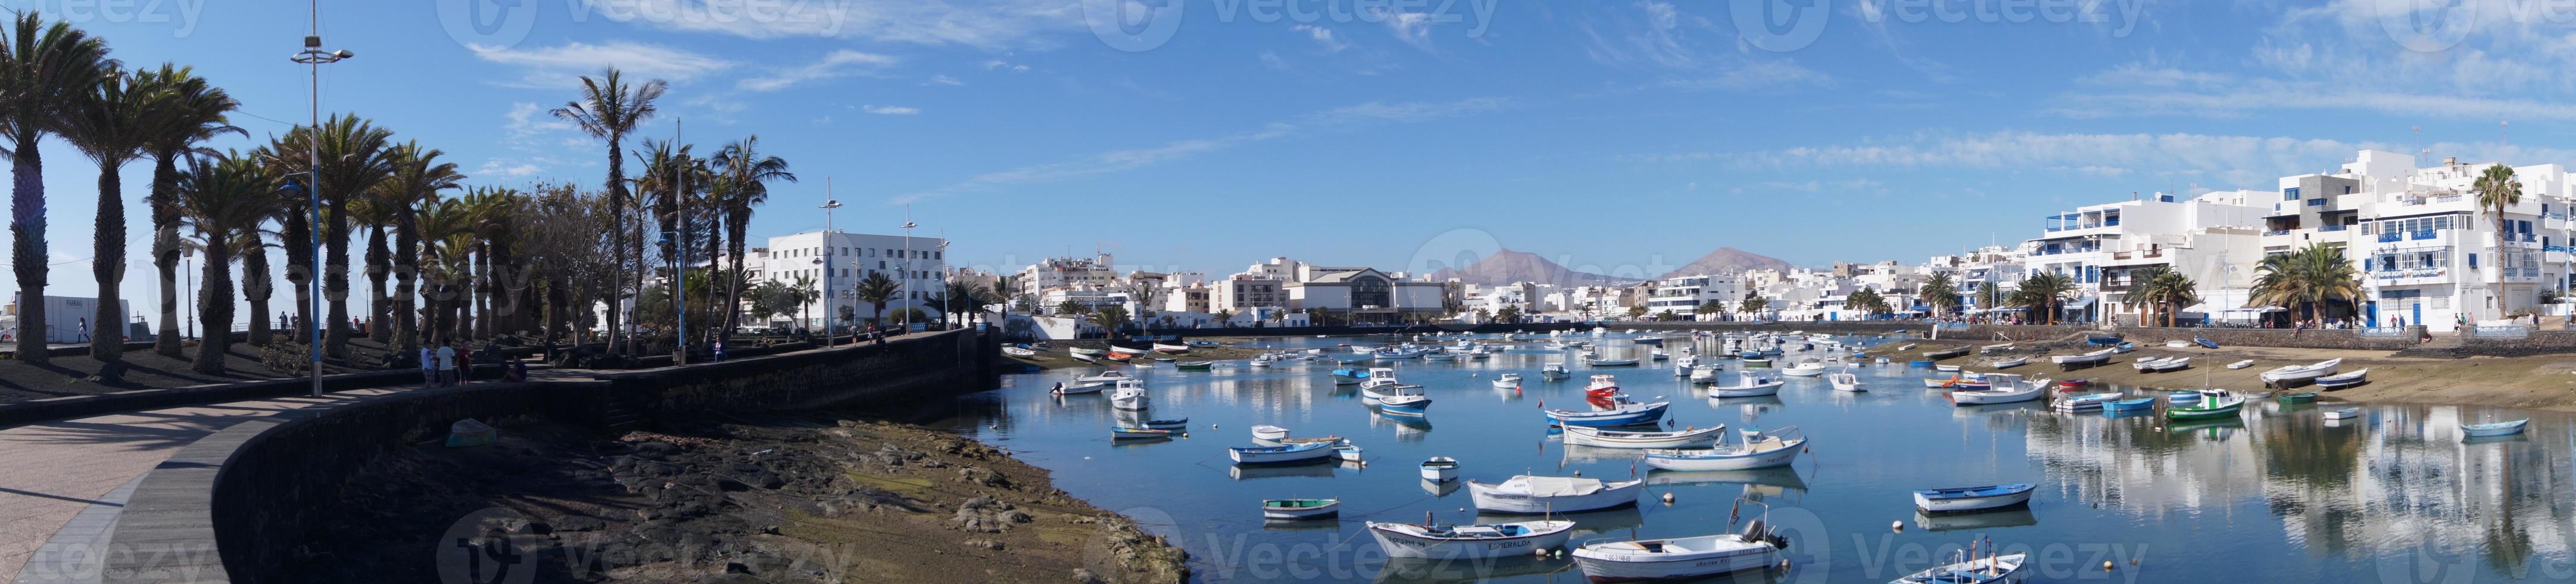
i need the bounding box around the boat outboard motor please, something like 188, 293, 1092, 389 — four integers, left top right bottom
1739, 519, 1767, 542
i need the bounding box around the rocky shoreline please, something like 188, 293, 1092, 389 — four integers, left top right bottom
295, 413, 1189, 583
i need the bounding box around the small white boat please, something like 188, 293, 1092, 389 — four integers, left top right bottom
2315, 369, 2368, 389
2050, 392, 2122, 412
1069, 352, 1100, 364
1490, 373, 1523, 389
1934, 364, 1961, 372
2050, 349, 2115, 366
1588, 357, 1642, 367
1230, 442, 1337, 465
1367, 520, 1576, 560
1334, 443, 1365, 462
1187, 340, 1222, 347
1110, 380, 1149, 411
1561, 425, 1726, 449
1572, 525, 1786, 582
2135, 356, 2191, 372
1780, 359, 1826, 377
1003, 346, 1039, 358
2259, 358, 2343, 386
1153, 343, 1191, 353
1980, 343, 2014, 355
1251, 424, 1291, 441
1892, 552, 2028, 583
1419, 456, 1459, 483
1467, 475, 1645, 514
1688, 365, 1722, 384
2323, 408, 2362, 420
1077, 370, 1133, 384
2463, 418, 2530, 438
1829, 371, 1864, 392
2166, 340, 2190, 348
1991, 357, 2027, 369
1948, 374, 2044, 406
1642, 427, 1806, 471
1052, 381, 1106, 395
1261, 498, 1339, 520
1913, 483, 2037, 513
1540, 363, 1571, 380
2226, 359, 2254, 370
1708, 374, 1784, 397
1110, 345, 1151, 355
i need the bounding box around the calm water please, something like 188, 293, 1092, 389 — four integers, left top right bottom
928, 334, 2576, 583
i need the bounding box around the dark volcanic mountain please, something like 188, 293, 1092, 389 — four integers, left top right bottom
1655, 247, 1795, 279
1426, 249, 1641, 287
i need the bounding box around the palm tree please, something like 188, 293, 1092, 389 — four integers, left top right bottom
2296, 244, 2363, 323
984, 274, 1021, 336
173, 152, 269, 373
2250, 251, 2303, 320
856, 271, 900, 336
1975, 282, 2007, 315
2474, 163, 2523, 320
1093, 305, 1130, 337
2015, 272, 2076, 324
1695, 300, 1727, 319
2147, 269, 2201, 327
944, 280, 983, 328
1920, 273, 1960, 318
60, 64, 154, 364
136, 64, 238, 358
1495, 305, 1521, 324
2118, 266, 2172, 327
1737, 296, 1767, 320
709, 136, 793, 336
263, 113, 395, 359
373, 142, 459, 352
0, 13, 113, 364
553, 69, 668, 355
788, 274, 818, 334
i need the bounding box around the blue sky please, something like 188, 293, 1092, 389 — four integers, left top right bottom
15, 0, 2576, 313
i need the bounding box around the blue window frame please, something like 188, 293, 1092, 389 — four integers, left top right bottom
2469, 253, 2479, 269
2284, 187, 2301, 200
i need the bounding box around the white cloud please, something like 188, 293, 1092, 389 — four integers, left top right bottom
1380, 10, 1437, 49
738, 49, 899, 92
486, 102, 582, 178
982, 60, 1032, 73
892, 97, 1512, 203
470, 41, 732, 88
924, 74, 966, 86
1292, 24, 1352, 52
1653, 131, 2397, 188
1578, 2, 1830, 92
863, 105, 921, 115
586, 0, 1085, 49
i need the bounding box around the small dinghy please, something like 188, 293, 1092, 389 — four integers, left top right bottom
2322, 408, 2362, 420
2463, 418, 2530, 438
1642, 427, 1807, 471
1052, 381, 1106, 395
1467, 474, 1645, 514
1333, 443, 1365, 462
1560, 425, 1726, 449
1250, 424, 1291, 441
1913, 483, 2037, 513
1588, 357, 1641, 367
1329, 368, 1370, 385
1367, 520, 1576, 560
2165, 340, 2190, 348
1829, 371, 1864, 392
1076, 370, 1133, 383
1003, 346, 1040, 358
2315, 369, 2368, 390
1934, 364, 1961, 373
1991, 357, 2028, 369
1543, 399, 1671, 427
1419, 456, 1459, 483
1948, 374, 2045, 406
1781, 359, 1827, 377
1490, 373, 1523, 389
1540, 362, 1573, 380
1261, 498, 1340, 520
2166, 390, 2244, 420
2226, 359, 2254, 370
1689, 365, 1723, 384
1708, 374, 1785, 397
1892, 548, 2027, 584
2259, 358, 2343, 387
1140, 418, 1188, 430
1573, 522, 1787, 582
2050, 392, 2123, 412
1173, 361, 1213, 371
2103, 397, 2157, 413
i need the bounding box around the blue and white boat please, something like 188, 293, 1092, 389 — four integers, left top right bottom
1230, 442, 1339, 465
2050, 392, 2122, 412
1913, 483, 2037, 513
2463, 418, 2530, 438
1377, 391, 1434, 415
1140, 418, 1189, 430
2103, 397, 2157, 413
1544, 400, 1671, 427
1330, 368, 1370, 385
1374, 346, 1432, 360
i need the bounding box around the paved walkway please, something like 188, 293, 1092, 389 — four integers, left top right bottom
0, 368, 610, 582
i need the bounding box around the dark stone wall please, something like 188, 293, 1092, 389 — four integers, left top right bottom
104, 330, 996, 584
2462, 331, 2576, 356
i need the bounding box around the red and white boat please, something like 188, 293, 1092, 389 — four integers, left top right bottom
1584, 374, 1624, 399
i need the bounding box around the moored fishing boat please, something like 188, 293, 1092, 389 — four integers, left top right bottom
1708, 374, 1785, 397
1110, 380, 1150, 411
1948, 374, 2044, 406
1367, 520, 1576, 560
1543, 399, 1671, 427
1780, 359, 1826, 377
2315, 369, 2368, 390
1741, 357, 1772, 368
1588, 356, 1641, 366
1981, 343, 2015, 354
1173, 361, 1213, 371
1140, 418, 1189, 430
2102, 397, 2157, 413
2135, 356, 2191, 372
1913, 483, 2037, 513
2259, 358, 2343, 387
1560, 425, 1726, 449
1583, 374, 1625, 399
2165, 390, 2244, 420
1110, 345, 1150, 355
1641, 427, 1805, 471
1467, 474, 1645, 514
1069, 352, 1100, 364
1230, 442, 1337, 465
2226, 359, 2254, 369
1187, 340, 1222, 348
1829, 371, 1864, 392
1069, 347, 1107, 357
1260, 498, 1340, 520
1329, 368, 1370, 384
1153, 343, 1191, 353
1052, 381, 1106, 395
1491, 373, 1523, 389
1934, 364, 1961, 372
1991, 357, 2028, 368
1251, 424, 1291, 441
1419, 456, 1459, 483
1003, 346, 1040, 358
2051, 392, 2122, 412
2463, 418, 2530, 437
1689, 365, 1723, 384
1892, 549, 2027, 584
1571, 523, 1786, 582
1540, 363, 1572, 380
1077, 370, 1133, 383
1111, 427, 1172, 440
2050, 349, 2116, 368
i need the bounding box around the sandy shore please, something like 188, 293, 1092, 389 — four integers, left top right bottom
1922, 341, 2576, 411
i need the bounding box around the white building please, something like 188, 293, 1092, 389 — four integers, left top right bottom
2017, 190, 2269, 324
756, 230, 950, 330
1642, 274, 1744, 319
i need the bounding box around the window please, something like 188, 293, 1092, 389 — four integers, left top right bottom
2284, 187, 2301, 201
2469, 253, 2478, 269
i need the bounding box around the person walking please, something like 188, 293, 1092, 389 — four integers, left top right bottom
435, 341, 458, 387
75, 318, 88, 343
419, 346, 435, 386
456, 344, 474, 386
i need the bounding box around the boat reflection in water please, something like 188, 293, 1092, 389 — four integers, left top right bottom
1643, 466, 1809, 495
1914, 507, 2038, 532
1230, 461, 1338, 480
1476, 505, 1644, 539
1371, 409, 1434, 440
1373, 555, 1570, 584
1421, 478, 1462, 498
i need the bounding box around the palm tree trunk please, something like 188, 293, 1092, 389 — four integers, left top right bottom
151, 154, 183, 358
326, 191, 351, 359
393, 207, 419, 353
723, 212, 749, 341
91, 163, 125, 363
244, 243, 273, 347
2497, 223, 2510, 321
282, 207, 312, 344
193, 240, 234, 374
366, 223, 390, 343
472, 241, 489, 338
605, 138, 627, 355
12, 135, 48, 364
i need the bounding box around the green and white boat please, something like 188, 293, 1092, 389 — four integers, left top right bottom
1174, 361, 1214, 371
2166, 390, 2244, 420
1261, 498, 1340, 520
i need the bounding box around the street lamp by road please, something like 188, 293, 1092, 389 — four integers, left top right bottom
659, 229, 687, 365
899, 207, 916, 333
291, 11, 351, 398
818, 197, 841, 344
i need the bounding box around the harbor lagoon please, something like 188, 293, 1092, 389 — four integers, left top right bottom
929, 334, 2576, 583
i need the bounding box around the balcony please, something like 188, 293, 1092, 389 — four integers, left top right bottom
2524, 233, 2540, 243
2410, 229, 2437, 240
2377, 232, 2402, 243
2321, 225, 2347, 232
2262, 229, 2291, 237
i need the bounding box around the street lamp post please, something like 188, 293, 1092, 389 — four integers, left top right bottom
900, 206, 916, 333
660, 228, 685, 365
182, 247, 194, 339
291, 15, 352, 398
819, 197, 841, 344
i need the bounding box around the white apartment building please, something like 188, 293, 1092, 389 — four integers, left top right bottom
2260, 151, 2573, 330
756, 230, 950, 330
1018, 254, 1119, 300
2017, 190, 2268, 324
1642, 274, 1744, 319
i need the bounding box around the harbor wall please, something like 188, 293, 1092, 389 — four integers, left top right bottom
102, 330, 997, 584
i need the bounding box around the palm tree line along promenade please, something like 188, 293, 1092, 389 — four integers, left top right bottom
0, 13, 959, 385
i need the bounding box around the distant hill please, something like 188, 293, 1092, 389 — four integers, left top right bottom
1655, 247, 1794, 279
1427, 249, 1642, 287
